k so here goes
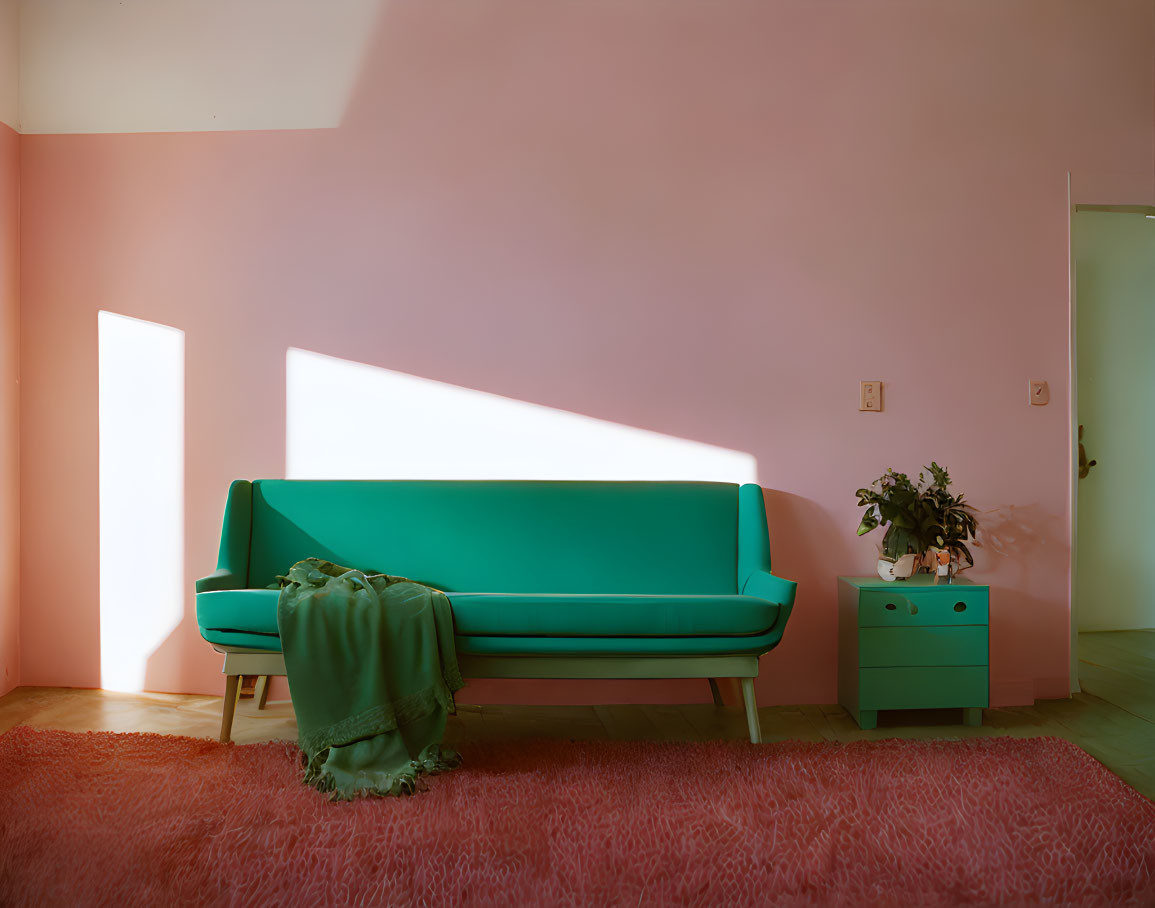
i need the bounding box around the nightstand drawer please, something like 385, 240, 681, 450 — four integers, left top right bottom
859, 666, 988, 710
858, 588, 988, 627
859, 626, 988, 668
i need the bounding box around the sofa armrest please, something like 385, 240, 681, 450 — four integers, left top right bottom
742, 568, 797, 630
198, 479, 252, 594
742, 569, 796, 606
742, 570, 796, 635
196, 569, 245, 593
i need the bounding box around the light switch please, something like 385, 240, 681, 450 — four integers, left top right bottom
1029, 380, 1049, 406
859, 381, 882, 412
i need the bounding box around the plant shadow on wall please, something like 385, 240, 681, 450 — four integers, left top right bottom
962, 502, 1069, 700
975, 503, 1065, 582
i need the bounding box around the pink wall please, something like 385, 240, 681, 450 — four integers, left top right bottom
0, 122, 17, 697
17, 1, 1155, 706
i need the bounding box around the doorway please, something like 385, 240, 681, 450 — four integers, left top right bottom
1071, 209, 1155, 635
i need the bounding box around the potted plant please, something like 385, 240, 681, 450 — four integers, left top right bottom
855, 462, 979, 581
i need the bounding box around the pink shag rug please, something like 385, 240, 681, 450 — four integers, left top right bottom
1, 727, 1152, 906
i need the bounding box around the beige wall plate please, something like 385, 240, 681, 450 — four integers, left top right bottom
859, 381, 882, 411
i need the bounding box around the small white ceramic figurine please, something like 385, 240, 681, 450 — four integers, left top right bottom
876, 553, 919, 582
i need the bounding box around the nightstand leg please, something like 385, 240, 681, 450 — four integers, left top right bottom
857, 709, 877, 730
963, 707, 983, 727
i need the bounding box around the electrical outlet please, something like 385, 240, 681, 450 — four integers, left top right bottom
1029, 380, 1049, 406
859, 381, 882, 412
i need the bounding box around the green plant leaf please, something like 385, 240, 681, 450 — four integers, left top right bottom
855, 462, 979, 562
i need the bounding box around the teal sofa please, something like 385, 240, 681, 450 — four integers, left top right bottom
196, 480, 796, 744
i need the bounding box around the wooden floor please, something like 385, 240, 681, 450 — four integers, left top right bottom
2, 630, 1152, 799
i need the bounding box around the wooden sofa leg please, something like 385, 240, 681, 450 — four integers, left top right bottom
220, 674, 241, 744
707, 678, 725, 707
254, 675, 270, 710
741, 677, 762, 744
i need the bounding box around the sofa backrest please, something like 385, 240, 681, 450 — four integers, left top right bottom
245, 480, 745, 594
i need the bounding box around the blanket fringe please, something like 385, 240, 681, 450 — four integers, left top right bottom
305, 745, 463, 801
300, 681, 463, 800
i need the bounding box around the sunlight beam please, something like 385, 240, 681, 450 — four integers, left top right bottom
98, 312, 185, 693
286, 348, 756, 482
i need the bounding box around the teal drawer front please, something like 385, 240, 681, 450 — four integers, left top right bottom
858, 588, 988, 627
859, 666, 989, 710
859, 626, 988, 668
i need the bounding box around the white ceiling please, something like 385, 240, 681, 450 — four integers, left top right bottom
0, 0, 17, 131
8, 0, 382, 134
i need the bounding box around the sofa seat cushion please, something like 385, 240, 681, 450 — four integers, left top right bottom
449, 593, 779, 637
197, 589, 780, 644
194, 628, 785, 658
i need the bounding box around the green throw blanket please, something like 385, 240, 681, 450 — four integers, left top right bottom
273, 558, 465, 799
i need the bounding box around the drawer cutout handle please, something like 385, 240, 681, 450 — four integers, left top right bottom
885, 603, 897, 611
954, 602, 967, 612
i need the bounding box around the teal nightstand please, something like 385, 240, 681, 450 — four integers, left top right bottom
837, 575, 989, 729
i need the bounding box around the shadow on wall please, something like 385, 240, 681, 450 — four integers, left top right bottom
976, 503, 1061, 580
975, 502, 1070, 703
754, 488, 850, 705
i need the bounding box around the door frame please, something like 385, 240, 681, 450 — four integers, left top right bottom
1068, 176, 1078, 693
1067, 186, 1155, 693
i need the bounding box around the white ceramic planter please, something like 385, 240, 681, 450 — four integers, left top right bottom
876, 553, 919, 582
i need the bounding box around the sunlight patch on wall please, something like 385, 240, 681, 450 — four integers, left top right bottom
98, 312, 184, 693
286, 348, 756, 482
